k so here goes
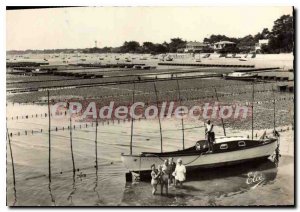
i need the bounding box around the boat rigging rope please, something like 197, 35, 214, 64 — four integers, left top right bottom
142, 151, 204, 166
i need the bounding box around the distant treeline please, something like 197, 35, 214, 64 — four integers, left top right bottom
7, 14, 293, 55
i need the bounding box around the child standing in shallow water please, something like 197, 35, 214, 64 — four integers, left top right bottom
150, 164, 160, 195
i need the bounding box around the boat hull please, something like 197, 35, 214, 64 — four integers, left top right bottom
223, 76, 257, 81
121, 140, 277, 172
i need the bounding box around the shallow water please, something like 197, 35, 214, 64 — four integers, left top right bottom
6, 103, 294, 206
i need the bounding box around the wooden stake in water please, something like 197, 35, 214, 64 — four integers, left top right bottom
214, 88, 226, 136
7, 126, 17, 203
251, 82, 255, 140
130, 82, 136, 155
95, 119, 98, 169
69, 116, 76, 174
272, 85, 276, 132
47, 90, 51, 183
176, 79, 185, 149
154, 83, 163, 153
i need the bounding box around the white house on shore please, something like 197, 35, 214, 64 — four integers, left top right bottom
184, 41, 210, 53
213, 41, 236, 51
255, 39, 269, 52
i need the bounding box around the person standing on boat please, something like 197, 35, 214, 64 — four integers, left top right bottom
168, 157, 176, 186
160, 160, 169, 196
205, 120, 214, 152
150, 164, 160, 195
174, 158, 186, 188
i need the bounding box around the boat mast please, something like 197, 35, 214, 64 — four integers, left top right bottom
130, 82, 136, 155
214, 88, 226, 136
154, 83, 163, 153
176, 79, 185, 149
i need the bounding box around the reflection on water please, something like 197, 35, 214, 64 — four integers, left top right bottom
121, 158, 279, 206
66, 174, 76, 206
48, 183, 56, 206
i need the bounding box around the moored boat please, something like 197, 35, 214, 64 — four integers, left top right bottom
223, 72, 258, 81
121, 135, 278, 173
121, 80, 279, 178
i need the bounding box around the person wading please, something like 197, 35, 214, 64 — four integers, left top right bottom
168, 157, 176, 186
174, 158, 186, 188
150, 164, 160, 195
160, 160, 169, 196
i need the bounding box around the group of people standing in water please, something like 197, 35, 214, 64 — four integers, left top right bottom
150, 158, 186, 195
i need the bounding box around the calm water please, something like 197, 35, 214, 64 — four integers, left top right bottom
6, 103, 294, 206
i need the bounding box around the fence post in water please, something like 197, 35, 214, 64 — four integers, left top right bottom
70, 116, 76, 175
130, 82, 136, 155
251, 82, 255, 140
154, 83, 163, 153
7, 126, 17, 203
214, 88, 226, 136
95, 119, 98, 169
272, 85, 276, 133
176, 79, 185, 150
47, 90, 52, 183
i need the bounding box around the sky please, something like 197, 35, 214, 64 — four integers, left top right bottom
6, 6, 293, 50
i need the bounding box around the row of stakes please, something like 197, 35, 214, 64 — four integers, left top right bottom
6, 96, 294, 121
8, 122, 294, 138
8, 117, 145, 138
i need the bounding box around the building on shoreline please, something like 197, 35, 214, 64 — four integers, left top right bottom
255, 39, 269, 53
183, 41, 211, 53
213, 41, 236, 52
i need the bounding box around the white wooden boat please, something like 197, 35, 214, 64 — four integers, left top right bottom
121, 135, 278, 173
31, 68, 49, 75
121, 81, 279, 177
223, 72, 258, 81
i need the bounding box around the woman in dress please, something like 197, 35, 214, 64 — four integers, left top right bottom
174, 158, 186, 188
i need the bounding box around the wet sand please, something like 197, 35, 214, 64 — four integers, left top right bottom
6, 53, 294, 206
6, 103, 294, 206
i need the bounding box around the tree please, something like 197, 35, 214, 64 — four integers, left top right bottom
204, 35, 238, 44
120, 41, 140, 53
254, 28, 270, 42
142, 42, 156, 53
153, 44, 168, 54
168, 38, 187, 53
237, 35, 256, 48
268, 15, 293, 53
260, 44, 271, 54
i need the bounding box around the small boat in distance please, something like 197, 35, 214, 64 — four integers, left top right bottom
31, 68, 49, 75
223, 72, 258, 81
140, 56, 148, 60
165, 57, 173, 61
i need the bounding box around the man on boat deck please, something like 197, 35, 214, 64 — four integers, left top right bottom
205, 120, 214, 152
